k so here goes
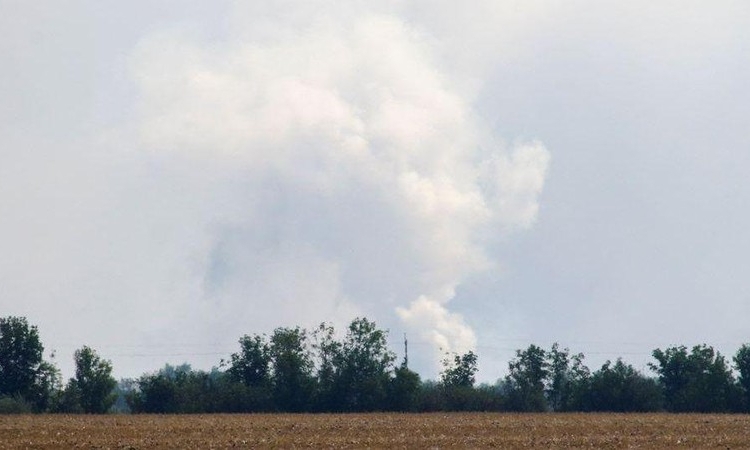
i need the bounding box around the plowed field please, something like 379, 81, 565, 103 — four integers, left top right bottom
1, 413, 749, 449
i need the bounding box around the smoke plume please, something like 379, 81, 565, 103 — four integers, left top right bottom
130, 3, 550, 370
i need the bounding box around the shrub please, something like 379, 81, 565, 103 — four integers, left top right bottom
0, 395, 32, 414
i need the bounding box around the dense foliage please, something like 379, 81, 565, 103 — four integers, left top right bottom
62, 346, 118, 413
2, 315, 750, 413
0, 316, 59, 412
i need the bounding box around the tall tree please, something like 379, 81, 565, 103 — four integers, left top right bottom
228, 334, 271, 388
733, 344, 750, 411
67, 346, 117, 413
311, 323, 342, 411
0, 317, 46, 404
324, 318, 395, 411
440, 351, 479, 410
546, 343, 589, 411
29, 359, 61, 412
650, 344, 737, 412
504, 344, 549, 411
269, 327, 314, 412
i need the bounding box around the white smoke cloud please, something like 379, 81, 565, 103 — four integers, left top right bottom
6, 0, 750, 382
128, 3, 550, 368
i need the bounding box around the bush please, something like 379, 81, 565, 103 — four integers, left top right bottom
0, 395, 32, 414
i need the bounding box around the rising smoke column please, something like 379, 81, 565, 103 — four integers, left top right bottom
130, 4, 550, 368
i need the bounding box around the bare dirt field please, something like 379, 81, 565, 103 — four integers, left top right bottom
1, 413, 749, 449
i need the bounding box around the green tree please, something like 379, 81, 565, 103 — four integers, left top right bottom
440, 351, 479, 411
66, 346, 117, 413
128, 364, 215, 413
733, 344, 750, 411
228, 334, 271, 388
226, 334, 273, 411
317, 318, 395, 411
0, 317, 44, 400
339, 318, 395, 411
586, 359, 662, 412
441, 351, 478, 388
269, 327, 315, 412
129, 371, 178, 413
29, 360, 62, 412
311, 323, 342, 411
504, 344, 548, 411
388, 365, 421, 411
546, 343, 589, 411
650, 344, 737, 412
0, 316, 60, 411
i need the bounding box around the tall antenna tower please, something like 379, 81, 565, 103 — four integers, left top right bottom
403, 333, 409, 369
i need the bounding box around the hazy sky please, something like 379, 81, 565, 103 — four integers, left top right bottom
2, 1, 749, 381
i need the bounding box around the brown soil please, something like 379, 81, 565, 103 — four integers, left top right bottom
1, 413, 749, 449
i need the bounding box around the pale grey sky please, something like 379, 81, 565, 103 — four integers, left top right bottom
1, 1, 749, 381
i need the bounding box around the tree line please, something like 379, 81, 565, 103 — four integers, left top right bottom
2, 315, 750, 414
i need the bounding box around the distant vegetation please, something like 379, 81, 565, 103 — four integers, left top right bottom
2, 315, 750, 414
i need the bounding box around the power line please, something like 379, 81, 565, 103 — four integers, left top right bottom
111, 352, 231, 358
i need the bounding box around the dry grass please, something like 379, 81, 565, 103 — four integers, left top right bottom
1, 413, 749, 449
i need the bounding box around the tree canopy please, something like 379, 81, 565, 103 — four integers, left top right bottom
0, 316, 44, 399
68, 346, 117, 413
3, 315, 750, 414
